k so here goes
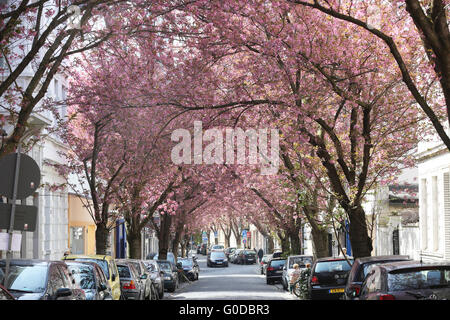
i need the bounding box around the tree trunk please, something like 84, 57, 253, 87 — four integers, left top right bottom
267, 235, 274, 253
310, 227, 329, 259
158, 213, 172, 260
95, 223, 110, 255
127, 233, 141, 259
348, 205, 373, 258
289, 231, 302, 255
277, 231, 290, 254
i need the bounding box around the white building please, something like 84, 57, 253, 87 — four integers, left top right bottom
1, 44, 70, 260
417, 134, 450, 263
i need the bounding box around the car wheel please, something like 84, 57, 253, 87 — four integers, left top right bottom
266, 278, 272, 285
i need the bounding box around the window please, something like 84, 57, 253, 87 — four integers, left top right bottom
72, 259, 109, 280
117, 265, 131, 278
388, 268, 450, 291
269, 260, 286, 268
1, 264, 47, 293
69, 264, 95, 290
420, 178, 428, 250
314, 260, 353, 273
48, 266, 65, 296
57, 265, 73, 288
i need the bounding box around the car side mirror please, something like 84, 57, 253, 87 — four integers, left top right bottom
99, 283, 107, 292
160, 271, 165, 276
176, 262, 182, 269
55, 288, 72, 299
111, 274, 116, 282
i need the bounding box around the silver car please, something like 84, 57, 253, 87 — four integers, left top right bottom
143, 260, 164, 299
282, 255, 314, 291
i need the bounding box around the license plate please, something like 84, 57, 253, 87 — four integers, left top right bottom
216, 261, 222, 264
329, 288, 345, 294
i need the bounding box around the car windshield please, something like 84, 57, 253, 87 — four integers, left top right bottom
388, 267, 450, 291
289, 257, 313, 268
158, 262, 172, 272
243, 250, 255, 255
68, 264, 96, 290
154, 254, 175, 264
270, 260, 286, 267
71, 259, 109, 280
212, 245, 224, 250
1, 265, 47, 293
315, 260, 353, 273
179, 259, 193, 267
360, 260, 406, 281
145, 262, 156, 272
211, 252, 226, 259
117, 265, 131, 278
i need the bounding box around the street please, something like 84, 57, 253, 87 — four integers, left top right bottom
166, 253, 296, 300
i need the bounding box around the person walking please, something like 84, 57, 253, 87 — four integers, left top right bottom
257, 248, 264, 263
289, 264, 302, 294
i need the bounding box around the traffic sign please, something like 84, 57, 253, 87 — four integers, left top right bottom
0, 152, 40, 199
0, 203, 37, 231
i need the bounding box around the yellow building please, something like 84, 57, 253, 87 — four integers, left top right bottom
67, 193, 96, 255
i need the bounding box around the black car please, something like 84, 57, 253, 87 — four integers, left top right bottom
178, 258, 199, 281
343, 255, 410, 300
116, 261, 145, 300
236, 250, 257, 265
157, 260, 179, 292
207, 251, 228, 267
266, 258, 286, 284
308, 257, 354, 300
355, 261, 450, 300
65, 261, 113, 300
0, 259, 77, 300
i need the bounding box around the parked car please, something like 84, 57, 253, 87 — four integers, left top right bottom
207, 250, 229, 267
266, 257, 286, 284
143, 260, 165, 299
65, 261, 113, 300
259, 254, 271, 275
0, 284, 14, 300
282, 255, 314, 291
355, 261, 450, 300
62, 254, 121, 300
116, 261, 145, 300
0, 259, 77, 300
272, 251, 283, 259
153, 252, 176, 265
121, 259, 157, 300
343, 255, 411, 300
178, 257, 199, 281
308, 256, 354, 300
225, 247, 236, 259
230, 249, 243, 264
157, 260, 179, 292
236, 249, 257, 265
210, 244, 225, 252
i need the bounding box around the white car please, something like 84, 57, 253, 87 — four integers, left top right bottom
282, 255, 314, 291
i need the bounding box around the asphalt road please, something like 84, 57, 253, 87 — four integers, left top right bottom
166, 253, 297, 300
